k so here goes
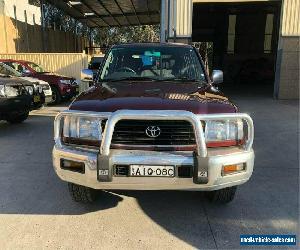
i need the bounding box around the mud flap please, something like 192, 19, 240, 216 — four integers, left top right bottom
97, 154, 113, 182
193, 152, 209, 184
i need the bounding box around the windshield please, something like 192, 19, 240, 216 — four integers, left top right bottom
89, 57, 104, 70
27, 62, 45, 73
0, 63, 21, 77
99, 46, 206, 82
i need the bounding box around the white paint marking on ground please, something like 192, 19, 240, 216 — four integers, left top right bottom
30, 106, 68, 117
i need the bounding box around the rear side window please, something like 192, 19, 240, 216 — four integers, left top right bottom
4, 62, 27, 74
0, 64, 12, 75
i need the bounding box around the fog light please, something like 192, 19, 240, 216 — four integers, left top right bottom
222, 163, 245, 176
61, 159, 85, 173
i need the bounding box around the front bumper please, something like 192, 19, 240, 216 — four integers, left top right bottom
52, 110, 255, 191
53, 146, 254, 191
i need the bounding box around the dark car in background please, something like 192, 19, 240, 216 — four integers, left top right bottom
0, 75, 32, 123
0, 59, 79, 104
0, 65, 45, 110
0, 62, 52, 105
89, 55, 105, 72
81, 55, 105, 86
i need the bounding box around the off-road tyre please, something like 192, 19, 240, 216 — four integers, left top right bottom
206, 186, 237, 204
68, 183, 98, 203
51, 87, 62, 104
6, 111, 29, 124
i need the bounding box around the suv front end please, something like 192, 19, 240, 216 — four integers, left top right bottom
53, 109, 254, 202
52, 43, 255, 204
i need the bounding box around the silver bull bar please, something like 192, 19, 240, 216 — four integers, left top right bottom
54, 110, 254, 158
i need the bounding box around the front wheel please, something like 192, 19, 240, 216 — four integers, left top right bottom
6, 111, 29, 124
68, 183, 98, 203
51, 87, 62, 104
206, 186, 237, 204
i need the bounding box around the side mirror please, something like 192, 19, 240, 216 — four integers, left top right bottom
81, 69, 93, 82
211, 70, 223, 85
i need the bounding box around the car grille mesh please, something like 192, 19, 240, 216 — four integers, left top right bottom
41, 85, 50, 90
111, 120, 196, 147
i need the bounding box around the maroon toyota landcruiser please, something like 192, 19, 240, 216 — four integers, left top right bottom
0, 59, 79, 104
53, 43, 254, 204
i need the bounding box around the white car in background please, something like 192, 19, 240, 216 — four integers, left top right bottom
0, 62, 53, 104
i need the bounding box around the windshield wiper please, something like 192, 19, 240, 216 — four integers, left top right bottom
157, 77, 206, 84
103, 76, 156, 82
168, 77, 201, 82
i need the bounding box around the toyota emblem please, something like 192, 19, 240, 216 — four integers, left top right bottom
145, 126, 161, 138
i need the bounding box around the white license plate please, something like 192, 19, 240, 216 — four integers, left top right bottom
130, 165, 175, 177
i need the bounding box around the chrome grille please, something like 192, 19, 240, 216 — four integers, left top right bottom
111, 120, 196, 147
41, 85, 50, 90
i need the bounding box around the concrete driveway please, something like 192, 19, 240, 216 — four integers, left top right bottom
0, 96, 298, 249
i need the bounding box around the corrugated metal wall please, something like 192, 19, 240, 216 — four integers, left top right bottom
176, 0, 193, 37
0, 53, 88, 80
281, 0, 300, 36
167, 0, 193, 38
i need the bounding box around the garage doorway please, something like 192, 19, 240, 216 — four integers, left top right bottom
192, 1, 281, 97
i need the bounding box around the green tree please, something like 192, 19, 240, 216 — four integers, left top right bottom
29, 0, 160, 45
29, 0, 88, 35
94, 25, 159, 46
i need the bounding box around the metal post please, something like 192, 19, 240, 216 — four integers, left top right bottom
40, 0, 47, 52
24, 10, 29, 52
173, 28, 176, 42
160, 0, 166, 43
89, 27, 93, 49
74, 20, 78, 52
13, 5, 19, 52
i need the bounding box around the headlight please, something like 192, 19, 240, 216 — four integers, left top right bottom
5, 86, 19, 97
63, 116, 103, 144
204, 119, 244, 145
60, 79, 71, 85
